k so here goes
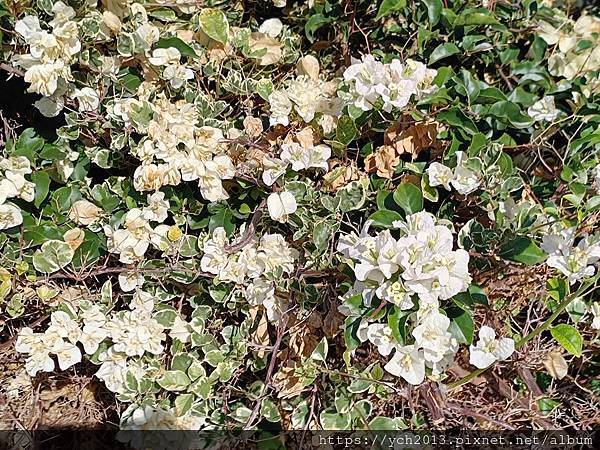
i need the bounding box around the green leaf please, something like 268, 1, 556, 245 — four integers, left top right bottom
455, 8, 498, 26
157, 370, 191, 391
199, 8, 229, 44
31, 171, 50, 208
336, 180, 366, 213
305, 14, 334, 42
388, 307, 410, 345
429, 43, 460, 64
310, 338, 328, 362
447, 307, 474, 344
319, 411, 352, 430
499, 237, 547, 265
344, 317, 362, 351
313, 221, 337, 252
550, 324, 583, 357
393, 183, 424, 215
461, 69, 480, 103
422, 0, 442, 26
174, 393, 194, 416
375, 0, 407, 20
437, 108, 478, 134
155, 37, 198, 59
14, 128, 44, 160
208, 207, 234, 235
336, 116, 357, 145
32, 240, 74, 274
368, 210, 402, 228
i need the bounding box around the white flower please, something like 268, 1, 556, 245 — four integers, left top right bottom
148, 47, 181, 66
259, 18, 283, 38
0, 203, 23, 230
107, 308, 165, 357
469, 325, 515, 369
118, 271, 145, 292
142, 191, 169, 223
52, 340, 82, 370
528, 96, 560, 122
130, 290, 156, 312
343, 55, 389, 111
286, 76, 323, 123
25, 350, 55, 377
15, 15, 42, 41
49, 311, 81, 344
366, 323, 396, 356
541, 228, 600, 284
381, 59, 416, 112
24, 62, 65, 96
73, 87, 100, 112
426, 162, 453, 190
280, 142, 331, 172
268, 90, 292, 126
375, 280, 414, 309
384, 345, 426, 385
450, 152, 480, 195
79, 323, 108, 355
162, 63, 194, 89
267, 191, 297, 222
411, 311, 455, 363
262, 156, 288, 186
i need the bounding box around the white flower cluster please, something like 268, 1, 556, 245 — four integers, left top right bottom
129, 96, 235, 201
201, 227, 297, 320
268, 76, 342, 133
15, 289, 180, 396
104, 192, 178, 264
426, 151, 481, 195
541, 226, 600, 285
341, 55, 437, 113
0, 156, 35, 230
337, 212, 472, 384
539, 14, 600, 83
16, 310, 84, 376
13, 2, 81, 115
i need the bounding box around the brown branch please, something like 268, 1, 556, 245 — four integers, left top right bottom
224, 199, 266, 253
0, 63, 24, 77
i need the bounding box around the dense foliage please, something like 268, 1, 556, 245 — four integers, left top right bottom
1, 0, 599, 439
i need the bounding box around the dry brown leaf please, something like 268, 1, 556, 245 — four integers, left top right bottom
272, 361, 305, 399
69, 200, 102, 226
323, 302, 345, 337
248, 32, 282, 66
364, 145, 400, 179
243, 116, 263, 137
287, 311, 322, 358
63, 228, 85, 251
249, 307, 270, 358
297, 55, 320, 80
384, 118, 440, 159
543, 351, 568, 380
323, 161, 361, 191
295, 127, 315, 149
